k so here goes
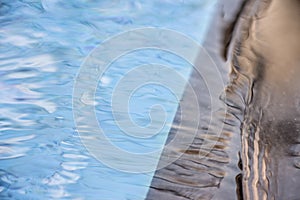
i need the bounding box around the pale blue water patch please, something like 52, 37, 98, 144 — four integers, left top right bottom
0, 0, 217, 199
95, 50, 193, 153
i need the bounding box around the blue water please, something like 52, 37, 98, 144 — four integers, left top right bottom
0, 0, 216, 199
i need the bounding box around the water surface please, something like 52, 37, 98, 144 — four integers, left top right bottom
0, 0, 217, 199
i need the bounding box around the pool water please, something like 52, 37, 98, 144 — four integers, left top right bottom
0, 0, 217, 199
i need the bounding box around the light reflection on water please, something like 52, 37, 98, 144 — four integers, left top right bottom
0, 0, 216, 199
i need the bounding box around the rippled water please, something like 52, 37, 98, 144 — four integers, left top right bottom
3, 0, 299, 199
0, 0, 218, 199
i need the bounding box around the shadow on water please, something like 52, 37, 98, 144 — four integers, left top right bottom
147, 0, 300, 199
147, 0, 246, 199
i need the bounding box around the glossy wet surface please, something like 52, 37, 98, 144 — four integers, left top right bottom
147, 0, 300, 199
228, 0, 300, 199
1, 0, 300, 199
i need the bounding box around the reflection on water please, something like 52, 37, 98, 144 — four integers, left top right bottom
0, 0, 218, 199
228, 0, 300, 199
2, 0, 299, 199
